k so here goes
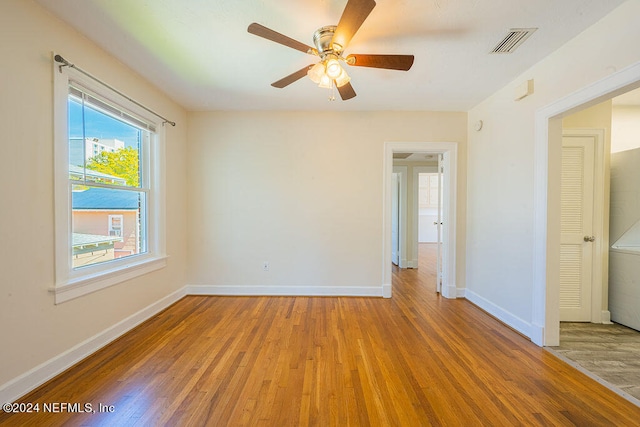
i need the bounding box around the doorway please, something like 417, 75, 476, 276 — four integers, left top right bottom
383, 142, 458, 299
533, 61, 640, 346
559, 129, 606, 323
416, 166, 443, 293
417, 171, 441, 244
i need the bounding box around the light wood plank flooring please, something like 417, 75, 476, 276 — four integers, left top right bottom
2, 243, 640, 426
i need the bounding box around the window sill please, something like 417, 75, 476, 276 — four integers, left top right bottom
51, 255, 168, 304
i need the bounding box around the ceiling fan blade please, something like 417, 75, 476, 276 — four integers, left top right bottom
248, 23, 316, 55
271, 65, 314, 88
336, 81, 357, 100
346, 54, 414, 71
331, 0, 376, 51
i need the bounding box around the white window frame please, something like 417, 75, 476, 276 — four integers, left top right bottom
53, 55, 167, 304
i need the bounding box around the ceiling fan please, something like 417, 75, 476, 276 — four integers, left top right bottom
247, 0, 414, 101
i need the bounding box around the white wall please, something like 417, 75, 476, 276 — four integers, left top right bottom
466, 0, 640, 339
609, 148, 640, 330
610, 148, 640, 246
0, 0, 188, 396
187, 111, 467, 294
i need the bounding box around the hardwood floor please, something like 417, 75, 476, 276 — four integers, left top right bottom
2, 244, 640, 426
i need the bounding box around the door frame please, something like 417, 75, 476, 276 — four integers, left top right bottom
383, 142, 458, 298
533, 61, 640, 346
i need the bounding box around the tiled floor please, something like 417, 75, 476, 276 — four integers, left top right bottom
548, 322, 640, 405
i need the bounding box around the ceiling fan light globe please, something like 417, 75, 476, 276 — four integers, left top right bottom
318, 74, 333, 89
335, 69, 351, 87
307, 62, 325, 84
325, 58, 342, 79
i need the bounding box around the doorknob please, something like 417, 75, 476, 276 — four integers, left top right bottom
583, 236, 595, 242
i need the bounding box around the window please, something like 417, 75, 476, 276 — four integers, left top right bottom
54, 60, 166, 303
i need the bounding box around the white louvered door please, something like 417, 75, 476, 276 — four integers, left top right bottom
560, 135, 595, 321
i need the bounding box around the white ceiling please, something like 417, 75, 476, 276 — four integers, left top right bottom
36, 0, 626, 112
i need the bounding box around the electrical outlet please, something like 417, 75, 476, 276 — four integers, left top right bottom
262, 261, 269, 271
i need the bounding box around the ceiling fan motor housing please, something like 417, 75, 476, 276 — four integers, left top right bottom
313, 25, 340, 56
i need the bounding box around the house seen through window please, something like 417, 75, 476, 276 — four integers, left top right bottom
68, 85, 150, 268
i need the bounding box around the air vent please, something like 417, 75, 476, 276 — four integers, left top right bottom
490, 28, 537, 54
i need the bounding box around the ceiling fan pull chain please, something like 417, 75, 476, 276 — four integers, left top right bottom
329, 83, 336, 101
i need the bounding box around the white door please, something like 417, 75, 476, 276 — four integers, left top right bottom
436, 156, 444, 293
391, 172, 400, 266
560, 135, 595, 321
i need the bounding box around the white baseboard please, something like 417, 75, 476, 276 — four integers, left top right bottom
530, 323, 545, 346
406, 259, 419, 269
382, 284, 392, 298
441, 284, 457, 299
456, 287, 466, 298
464, 289, 532, 339
0, 287, 186, 405
186, 284, 384, 297
601, 310, 612, 324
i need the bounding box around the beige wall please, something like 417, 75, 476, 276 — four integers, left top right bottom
612, 105, 640, 153
0, 0, 188, 388
563, 100, 613, 130
466, 0, 640, 335
187, 111, 467, 292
